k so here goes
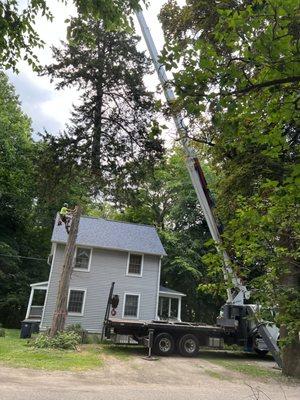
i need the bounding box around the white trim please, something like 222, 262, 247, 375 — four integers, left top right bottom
25, 287, 35, 319
159, 291, 186, 297
52, 240, 166, 258
168, 298, 172, 317
73, 246, 92, 272
40, 243, 57, 326
122, 292, 140, 319
155, 257, 162, 319
67, 287, 87, 316
30, 281, 49, 288
125, 252, 144, 277
178, 297, 182, 322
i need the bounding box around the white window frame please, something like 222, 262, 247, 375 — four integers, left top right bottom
122, 292, 140, 319
126, 252, 144, 277
67, 288, 87, 316
73, 246, 92, 272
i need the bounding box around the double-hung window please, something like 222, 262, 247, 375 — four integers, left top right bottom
126, 253, 143, 276
123, 293, 140, 318
74, 247, 91, 271
67, 289, 86, 315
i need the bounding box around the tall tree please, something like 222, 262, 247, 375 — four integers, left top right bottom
0, 72, 49, 327
44, 17, 164, 196
159, 0, 300, 376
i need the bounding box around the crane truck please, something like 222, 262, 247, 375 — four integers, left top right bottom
102, 8, 282, 368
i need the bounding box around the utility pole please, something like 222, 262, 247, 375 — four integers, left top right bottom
50, 205, 82, 337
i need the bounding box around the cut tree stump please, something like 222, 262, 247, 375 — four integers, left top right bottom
50, 205, 82, 337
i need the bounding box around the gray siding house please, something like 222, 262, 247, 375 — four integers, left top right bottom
26, 216, 185, 333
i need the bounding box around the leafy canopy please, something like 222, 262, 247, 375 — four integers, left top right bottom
159, 0, 300, 363
0, 0, 146, 71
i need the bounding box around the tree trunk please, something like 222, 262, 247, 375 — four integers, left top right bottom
279, 248, 300, 377
281, 325, 300, 378
91, 27, 105, 175
50, 205, 82, 337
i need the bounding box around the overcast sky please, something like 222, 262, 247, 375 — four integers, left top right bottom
8, 1, 184, 137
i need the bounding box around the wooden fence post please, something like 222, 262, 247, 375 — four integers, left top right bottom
50, 205, 82, 337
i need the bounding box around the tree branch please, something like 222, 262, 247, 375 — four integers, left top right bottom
231, 76, 300, 95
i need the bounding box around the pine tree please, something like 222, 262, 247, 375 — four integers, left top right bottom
44, 18, 164, 196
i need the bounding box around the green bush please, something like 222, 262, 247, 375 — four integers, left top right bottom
0, 328, 5, 337
32, 331, 81, 350
86, 334, 102, 344
66, 324, 88, 344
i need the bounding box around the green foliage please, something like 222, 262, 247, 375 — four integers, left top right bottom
0, 324, 5, 337
32, 331, 81, 350
66, 324, 88, 344
1, 329, 103, 370
0, 72, 49, 328
43, 17, 164, 197
73, 0, 146, 29
0, 0, 145, 71
0, 0, 52, 71
159, 0, 300, 361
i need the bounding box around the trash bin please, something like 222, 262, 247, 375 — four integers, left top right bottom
31, 322, 40, 334
20, 321, 32, 339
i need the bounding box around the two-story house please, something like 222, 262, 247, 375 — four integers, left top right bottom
25, 216, 185, 333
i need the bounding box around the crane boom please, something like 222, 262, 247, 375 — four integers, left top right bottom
136, 10, 250, 305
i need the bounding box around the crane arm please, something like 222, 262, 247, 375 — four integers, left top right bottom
136, 10, 250, 305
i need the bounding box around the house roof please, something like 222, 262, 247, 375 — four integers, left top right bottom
159, 286, 186, 297
52, 215, 166, 256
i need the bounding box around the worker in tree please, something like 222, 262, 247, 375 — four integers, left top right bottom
58, 203, 75, 234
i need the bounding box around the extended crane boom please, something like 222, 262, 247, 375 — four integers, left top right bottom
135, 10, 250, 305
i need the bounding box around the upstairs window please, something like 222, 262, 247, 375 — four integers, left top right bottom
123, 294, 140, 318
74, 247, 91, 271
126, 253, 143, 276
68, 289, 86, 315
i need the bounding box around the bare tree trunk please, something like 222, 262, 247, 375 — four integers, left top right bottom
279, 247, 300, 378
50, 205, 82, 337
281, 325, 300, 378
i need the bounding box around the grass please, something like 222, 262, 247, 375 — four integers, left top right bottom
204, 369, 233, 381
0, 329, 103, 371
199, 350, 282, 380
101, 343, 145, 360
0, 330, 296, 384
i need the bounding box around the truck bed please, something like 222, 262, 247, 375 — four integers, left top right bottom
108, 318, 224, 336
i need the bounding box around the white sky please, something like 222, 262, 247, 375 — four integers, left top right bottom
8, 1, 185, 137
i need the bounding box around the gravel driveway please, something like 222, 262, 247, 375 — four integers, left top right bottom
1, 353, 299, 400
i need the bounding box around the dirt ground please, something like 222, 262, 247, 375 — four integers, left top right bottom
1, 350, 299, 400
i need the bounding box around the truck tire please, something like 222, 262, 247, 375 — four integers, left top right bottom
153, 333, 175, 356
252, 334, 269, 356
178, 334, 199, 357
254, 348, 269, 356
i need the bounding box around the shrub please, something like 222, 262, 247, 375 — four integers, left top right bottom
32, 331, 81, 350
87, 334, 102, 344
66, 324, 88, 344
0, 328, 5, 337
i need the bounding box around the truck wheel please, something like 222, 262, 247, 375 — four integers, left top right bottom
154, 333, 175, 356
178, 334, 199, 357
254, 348, 269, 356
252, 334, 269, 356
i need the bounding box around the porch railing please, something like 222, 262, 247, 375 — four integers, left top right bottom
28, 305, 44, 319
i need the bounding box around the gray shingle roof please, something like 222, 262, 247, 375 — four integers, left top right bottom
159, 286, 186, 296
52, 215, 166, 256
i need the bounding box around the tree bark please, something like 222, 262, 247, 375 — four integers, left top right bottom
50, 205, 82, 337
281, 325, 300, 378
91, 27, 105, 175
